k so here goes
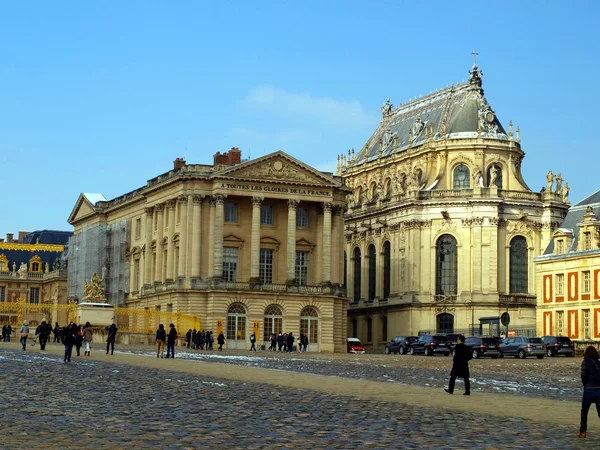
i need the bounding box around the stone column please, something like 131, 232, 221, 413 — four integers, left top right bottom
332, 206, 344, 286
212, 194, 227, 279
143, 206, 154, 287
165, 199, 176, 282
177, 195, 189, 283
250, 196, 263, 283
322, 202, 333, 284
155, 203, 165, 284
286, 199, 299, 284
190, 195, 203, 279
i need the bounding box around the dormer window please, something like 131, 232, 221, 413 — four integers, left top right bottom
556, 239, 565, 254
29, 255, 42, 273
0, 254, 8, 272
584, 232, 592, 250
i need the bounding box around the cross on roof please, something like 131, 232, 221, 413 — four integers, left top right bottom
472, 50, 479, 66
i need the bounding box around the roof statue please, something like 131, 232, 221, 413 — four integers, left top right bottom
545, 170, 554, 192
18, 262, 27, 279
555, 172, 564, 195
562, 182, 570, 203
381, 99, 393, 119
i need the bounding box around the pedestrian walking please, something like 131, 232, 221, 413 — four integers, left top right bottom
302, 333, 309, 352
166, 323, 177, 358
191, 329, 197, 349
38, 318, 51, 351
249, 332, 257, 351
578, 346, 600, 438
82, 322, 93, 356
217, 331, 225, 351
53, 322, 61, 342
445, 335, 471, 396
19, 320, 30, 351
277, 332, 284, 351
156, 324, 166, 358
62, 322, 76, 363
74, 326, 83, 356
105, 323, 118, 355
269, 333, 276, 351
4, 324, 13, 342
198, 330, 205, 350
207, 331, 214, 351
298, 333, 304, 353
287, 332, 294, 353
185, 329, 192, 348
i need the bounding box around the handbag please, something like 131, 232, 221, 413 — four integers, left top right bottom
20, 332, 28, 338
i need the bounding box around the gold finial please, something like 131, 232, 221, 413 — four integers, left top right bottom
509, 120, 513, 139
516, 126, 520, 143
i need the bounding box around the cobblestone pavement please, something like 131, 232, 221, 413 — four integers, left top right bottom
0, 346, 593, 449
112, 344, 582, 401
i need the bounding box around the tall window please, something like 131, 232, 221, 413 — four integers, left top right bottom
30, 260, 40, 272
453, 165, 470, 190
583, 271, 591, 294
260, 205, 274, 225
368, 245, 376, 301
383, 241, 391, 299
225, 202, 238, 223
435, 235, 458, 296
352, 318, 358, 337
557, 311, 564, 335
510, 236, 528, 293
133, 259, 140, 291
343, 251, 347, 288
0, 286, 5, 302
486, 164, 503, 188
259, 249, 274, 284
353, 248, 361, 302
296, 208, 308, 228
263, 305, 283, 342
295, 251, 309, 285
556, 239, 565, 254
584, 232, 592, 250
226, 303, 247, 341
556, 274, 565, 296
300, 307, 319, 345
437, 313, 454, 334
367, 317, 372, 342
583, 309, 591, 339
135, 218, 142, 240
30, 287, 40, 305
382, 316, 387, 342
222, 247, 238, 282
0, 260, 6, 272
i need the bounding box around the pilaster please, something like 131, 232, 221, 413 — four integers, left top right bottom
165, 199, 176, 282
177, 195, 189, 283
190, 195, 203, 279
286, 199, 299, 284
250, 196, 263, 283
143, 206, 153, 287
154, 203, 165, 284
322, 202, 333, 285
212, 194, 227, 279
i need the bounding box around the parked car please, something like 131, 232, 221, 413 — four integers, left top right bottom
463, 336, 501, 359
498, 337, 545, 359
346, 337, 365, 354
542, 336, 575, 357
445, 333, 461, 351
409, 335, 450, 356
385, 336, 418, 355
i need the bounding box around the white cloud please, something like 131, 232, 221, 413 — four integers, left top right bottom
241, 86, 378, 129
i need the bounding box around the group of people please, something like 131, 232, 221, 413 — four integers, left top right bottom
267, 332, 309, 352
1, 324, 14, 342
157, 326, 227, 357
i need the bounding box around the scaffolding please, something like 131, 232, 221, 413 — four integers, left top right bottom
67, 221, 130, 305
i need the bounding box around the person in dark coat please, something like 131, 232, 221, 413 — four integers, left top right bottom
105, 323, 118, 355
38, 319, 51, 351
217, 331, 225, 351
166, 323, 178, 358
269, 333, 277, 351
185, 329, 192, 348
53, 322, 62, 342
62, 322, 76, 363
249, 332, 256, 351
156, 324, 166, 358
579, 346, 600, 438
286, 332, 294, 353
445, 335, 471, 395
207, 331, 214, 351
4, 324, 12, 342
191, 329, 197, 350
277, 332, 284, 351
198, 330, 205, 350
74, 325, 83, 356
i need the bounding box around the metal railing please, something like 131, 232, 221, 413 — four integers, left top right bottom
499, 294, 537, 305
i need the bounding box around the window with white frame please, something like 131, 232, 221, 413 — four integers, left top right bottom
30, 287, 40, 304
295, 251, 309, 285
222, 247, 238, 281
556, 274, 565, 296
583, 271, 591, 294
557, 311, 564, 335
556, 239, 565, 254
260, 205, 274, 225
296, 208, 308, 228
585, 232, 592, 250
0, 286, 5, 302
259, 249, 274, 284
583, 309, 591, 339
225, 202, 238, 223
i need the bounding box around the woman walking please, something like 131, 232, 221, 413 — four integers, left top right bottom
82, 322, 93, 356
156, 324, 166, 358
579, 346, 600, 438
62, 322, 76, 363
19, 320, 29, 351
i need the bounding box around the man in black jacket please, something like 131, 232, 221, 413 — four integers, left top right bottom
445, 335, 471, 395
166, 323, 177, 358
38, 319, 51, 351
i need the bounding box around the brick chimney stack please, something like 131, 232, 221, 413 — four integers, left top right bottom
6, 233, 13, 243
213, 147, 242, 167
173, 157, 186, 170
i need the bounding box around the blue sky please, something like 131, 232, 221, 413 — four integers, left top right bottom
1, 2, 598, 234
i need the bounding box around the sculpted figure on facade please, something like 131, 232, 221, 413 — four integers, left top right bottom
555, 172, 563, 194
18, 262, 27, 279
562, 182, 570, 203
83, 267, 107, 300
489, 165, 499, 187
545, 170, 554, 192
411, 117, 424, 139
12, 262, 16, 272
380, 98, 393, 118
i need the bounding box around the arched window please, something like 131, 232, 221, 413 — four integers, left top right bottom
343, 251, 347, 288
263, 304, 283, 342
384, 178, 392, 198
353, 248, 361, 302
300, 307, 319, 345
355, 186, 363, 206
382, 316, 387, 342
367, 317, 372, 342
510, 236, 528, 293
453, 165, 470, 190
352, 318, 358, 337
368, 244, 376, 301
383, 241, 391, 299
436, 235, 458, 296
436, 313, 454, 334
486, 164, 503, 188
370, 183, 378, 202
227, 303, 247, 341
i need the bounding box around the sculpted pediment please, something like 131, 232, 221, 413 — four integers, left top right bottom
215, 151, 337, 186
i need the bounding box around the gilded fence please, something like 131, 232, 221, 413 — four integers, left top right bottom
0, 300, 78, 327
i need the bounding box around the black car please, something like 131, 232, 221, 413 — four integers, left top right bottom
445, 333, 461, 351
385, 336, 418, 355
463, 336, 501, 359
410, 335, 450, 356
542, 336, 575, 357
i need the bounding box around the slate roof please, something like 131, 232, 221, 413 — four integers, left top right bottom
354, 65, 508, 166
542, 189, 600, 255
0, 230, 72, 272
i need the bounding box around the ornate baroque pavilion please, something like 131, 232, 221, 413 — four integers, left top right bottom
338, 62, 569, 350
535, 190, 600, 341
67, 149, 349, 352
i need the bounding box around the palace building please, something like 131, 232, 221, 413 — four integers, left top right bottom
67, 149, 349, 352
338, 62, 569, 350
535, 190, 600, 341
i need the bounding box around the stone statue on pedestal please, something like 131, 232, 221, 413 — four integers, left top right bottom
18, 263, 27, 279
545, 170, 554, 192
82, 268, 107, 302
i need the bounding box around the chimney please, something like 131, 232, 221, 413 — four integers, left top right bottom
228, 147, 241, 165
18, 231, 29, 243
173, 157, 186, 170
0, 238, 4, 243
213, 151, 229, 166
6, 233, 13, 243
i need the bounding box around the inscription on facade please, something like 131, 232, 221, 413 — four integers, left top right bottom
220, 183, 331, 197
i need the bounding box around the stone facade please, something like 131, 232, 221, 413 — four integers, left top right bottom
68, 150, 350, 352
340, 64, 569, 350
